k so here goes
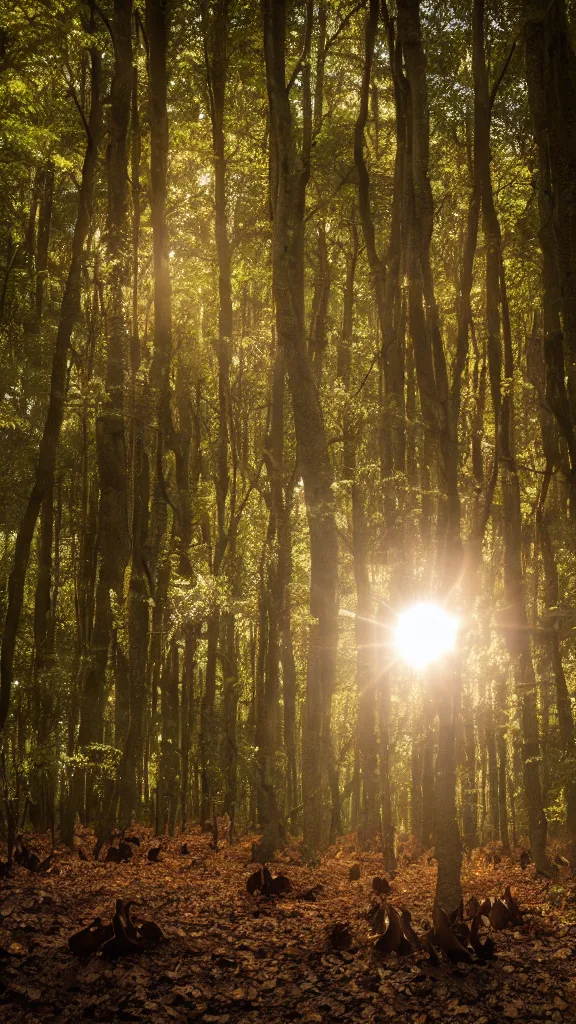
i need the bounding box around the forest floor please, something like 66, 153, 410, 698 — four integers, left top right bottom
1, 826, 575, 1024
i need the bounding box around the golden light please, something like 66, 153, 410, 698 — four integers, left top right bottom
394, 602, 458, 671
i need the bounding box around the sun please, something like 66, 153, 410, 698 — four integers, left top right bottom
394, 602, 459, 671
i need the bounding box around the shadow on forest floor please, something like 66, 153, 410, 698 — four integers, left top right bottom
0, 827, 575, 1023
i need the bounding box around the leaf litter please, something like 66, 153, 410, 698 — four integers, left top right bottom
0, 827, 575, 1023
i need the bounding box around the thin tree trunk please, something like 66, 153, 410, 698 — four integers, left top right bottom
0, 41, 102, 734
537, 482, 576, 863
77, 2, 132, 838
337, 220, 381, 851
397, 0, 462, 910
485, 692, 499, 842
35, 163, 54, 322
121, 41, 149, 823
462, 691, 479, 851
158, 641, 180, 834
279, 477, 298, 822
199, 0, 233, 825
309, 221, 331, 384
420, 702, 435, 849
355, 0, 404, 482
264, 0, 338, 855
145, 0, 174, 828
496, 677, 510, 854
523, 0, 576, 495
257, 341, 285, 854
474, 0, 549, 872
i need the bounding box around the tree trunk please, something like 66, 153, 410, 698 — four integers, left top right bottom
199, 0, 234, 825
31, 483, 55, 831
420, 702, 435, 849
474, 0, 549, 872
77, 2, 132, 825
523, 0, 576, 491
462, 691, 479, 851
279, 478, 298, 822
355, 0, 404, 484
35, 163, 54, 323
146, 0, 174, 448
397, 0, 462, 910
257, 341, 285, 854
496, 677, 510, 854
337, 221, 380, 851
157, 641, 180, 834
0, 41, 102, 734
145, 0, 174, 828
264, 0, 338, 855
120, 42, 149, 824
537, 485, 576, 863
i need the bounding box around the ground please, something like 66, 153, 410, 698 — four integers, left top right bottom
1, 827, 575, 1024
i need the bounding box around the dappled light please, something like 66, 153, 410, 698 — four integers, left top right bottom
0, 0, 575, 1020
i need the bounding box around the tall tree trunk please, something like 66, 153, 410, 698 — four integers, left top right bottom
35, 163, 54, 323
77, 2, 132, 829
197, 0, 234, 825
145, 0, 174, 826
420, 702, 435, 849
337, 221, 382, 853
264, 0, 338, 854
496, 677, 510, 854
257, 341, 285, 854
474, 0, 549, 872
309, 222, 330, 384
537, 482, 576, 864
397, 0, 462, 910
157, 640, 180, 834
78, 0, 132, 770
355, 0, 404, 483
31, 483, 55, 831
121, 42, 149, 824
523, 0, 576, 499
462, 690, 479, 851
0, 41, 102, 735
279, 476, 297, 821
147, 0, 174, 450
485, 691, 499, 842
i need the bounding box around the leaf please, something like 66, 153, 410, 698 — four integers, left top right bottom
7, 942, 25, 955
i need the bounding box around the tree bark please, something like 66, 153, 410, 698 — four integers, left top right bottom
35, 163, 54, 323
0, 42, 102, 735
338, 220, 382, 852
264, 0, 338, 854
536, 481, 576, 863
474, 0, 550, 872
121, 41, 149, 824
523, 0, 576, 498
77, 0, 132, 777
397, 0, 462, 910
197, 0, 234, 825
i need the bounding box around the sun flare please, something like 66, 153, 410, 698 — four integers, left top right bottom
395, 602, 458, 671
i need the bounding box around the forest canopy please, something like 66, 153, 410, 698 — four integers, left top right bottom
1, 0, 576, 915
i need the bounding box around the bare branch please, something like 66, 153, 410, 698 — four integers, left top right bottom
287, 0, 314, 92
489, 34, 518, 112
325, 0, 365, 55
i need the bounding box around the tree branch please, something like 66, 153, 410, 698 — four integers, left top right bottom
489, 35, 518, 112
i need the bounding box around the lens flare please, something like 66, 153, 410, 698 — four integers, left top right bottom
395, 602, 458, 670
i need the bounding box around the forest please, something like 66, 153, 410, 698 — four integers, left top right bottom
0, 0, 576, 1021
